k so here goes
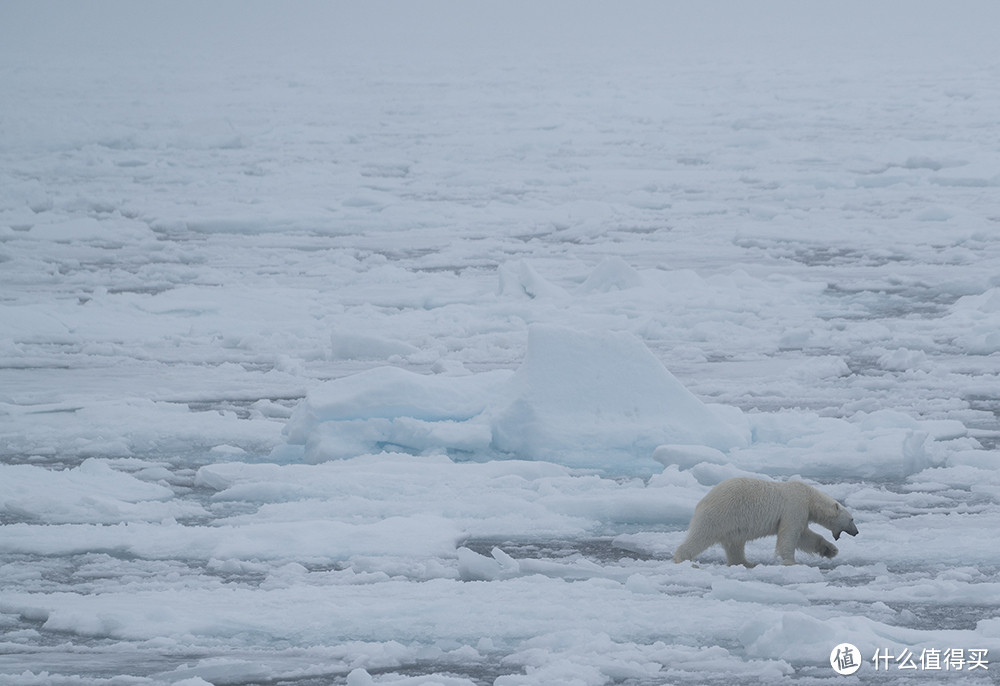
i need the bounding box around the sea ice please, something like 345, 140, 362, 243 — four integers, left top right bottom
2, 1, 1000, 684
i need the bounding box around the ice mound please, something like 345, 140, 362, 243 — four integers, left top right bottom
285, 325, 748, 472
284, 366, 512, 462
286, 366, 504, 425
496, 260, 569, 299
489, 325, 749, 470
577, 256, 644, 293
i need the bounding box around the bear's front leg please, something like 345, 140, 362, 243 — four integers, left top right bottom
775, 516, 808, 565
722, 540, 755, 568
797, 527, 838, 559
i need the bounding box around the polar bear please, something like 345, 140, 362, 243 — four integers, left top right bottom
673, 477, 858, 567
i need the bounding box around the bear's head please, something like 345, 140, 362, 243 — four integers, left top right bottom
831, 501, 858, 541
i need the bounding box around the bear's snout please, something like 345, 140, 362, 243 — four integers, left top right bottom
834, 522, 859, 540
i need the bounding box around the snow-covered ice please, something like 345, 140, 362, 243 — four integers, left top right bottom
2, 1, 1000, 684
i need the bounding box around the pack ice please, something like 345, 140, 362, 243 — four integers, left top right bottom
3, 1, 1000, 685
285, 325, 749, 471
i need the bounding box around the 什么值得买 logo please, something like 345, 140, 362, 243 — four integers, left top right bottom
830, 643, 861, 675
831, 644, 989, 675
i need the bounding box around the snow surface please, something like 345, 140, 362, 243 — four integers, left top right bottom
2, 1, 1000, 684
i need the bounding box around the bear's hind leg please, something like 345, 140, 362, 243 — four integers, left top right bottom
673, 536, 713, 563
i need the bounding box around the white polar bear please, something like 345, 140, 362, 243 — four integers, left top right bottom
673, 477, 858, 567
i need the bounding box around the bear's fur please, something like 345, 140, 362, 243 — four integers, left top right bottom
673, 477, 858, 567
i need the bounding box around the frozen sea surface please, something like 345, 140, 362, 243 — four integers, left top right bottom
2, 1, 1000, 684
